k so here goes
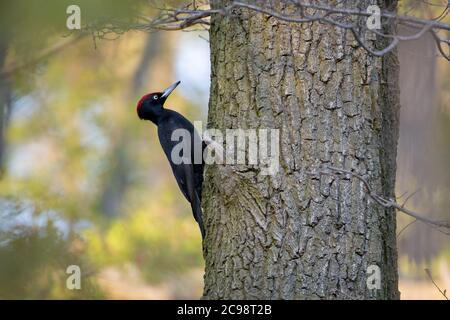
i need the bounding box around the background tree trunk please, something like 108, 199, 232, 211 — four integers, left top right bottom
203, 0, 400, 299
99, 32, 160, 218
0, 39, 10, 176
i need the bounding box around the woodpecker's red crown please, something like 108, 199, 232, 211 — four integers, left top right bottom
137, 92, 159, 113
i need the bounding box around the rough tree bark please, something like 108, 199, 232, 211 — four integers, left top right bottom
202, 0, 400, 299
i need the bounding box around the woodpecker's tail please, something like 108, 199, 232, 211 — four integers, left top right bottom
192, 192, 205, 239
184, 163, 205, 239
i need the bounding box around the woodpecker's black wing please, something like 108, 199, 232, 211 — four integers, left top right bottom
157, 110, 205, 238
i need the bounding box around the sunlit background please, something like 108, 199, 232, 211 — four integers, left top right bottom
0, 0, 448, 299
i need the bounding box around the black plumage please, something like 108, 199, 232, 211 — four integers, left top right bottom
137, 81, 205, 239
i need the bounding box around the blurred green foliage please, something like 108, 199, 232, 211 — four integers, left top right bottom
0, 0, 204, 299
85, 208, 202, 283
0, 202, 104, 299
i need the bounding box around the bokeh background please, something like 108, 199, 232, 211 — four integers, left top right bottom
0, 0, 448, 299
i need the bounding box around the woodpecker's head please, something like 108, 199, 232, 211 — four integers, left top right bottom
137, 81, 180, 121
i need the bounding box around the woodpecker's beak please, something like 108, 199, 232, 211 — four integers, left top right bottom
161, 81, 181, 99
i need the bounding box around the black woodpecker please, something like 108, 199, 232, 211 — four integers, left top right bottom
137, 81, 205, 239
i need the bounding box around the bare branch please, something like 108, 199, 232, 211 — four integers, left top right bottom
308, 166, 450, 232
425, 268, 449, 300
109, 0, 450, 59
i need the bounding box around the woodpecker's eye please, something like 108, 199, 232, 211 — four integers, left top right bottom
153, 95, 158, 100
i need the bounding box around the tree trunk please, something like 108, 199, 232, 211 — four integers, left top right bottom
203, 0, 400, 299
0, 39, 9, 175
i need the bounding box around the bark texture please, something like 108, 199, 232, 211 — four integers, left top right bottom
203, 0, 400, 299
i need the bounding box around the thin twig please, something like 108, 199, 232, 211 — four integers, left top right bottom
397, 219, 418, 238
401, 189, 421, 208
425, 268, 449, 300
